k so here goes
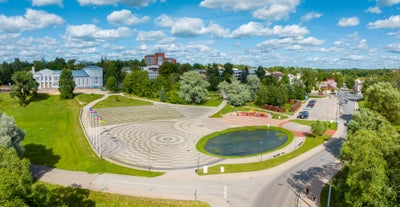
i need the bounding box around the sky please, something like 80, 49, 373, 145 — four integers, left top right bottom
0, 0, 400, 69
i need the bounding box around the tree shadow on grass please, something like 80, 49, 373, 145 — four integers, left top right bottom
31, 183, 96, 207
29, 93, 50, 104
25, 144, 61, 179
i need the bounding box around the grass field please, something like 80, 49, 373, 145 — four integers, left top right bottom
290, 119, 338, 130
36, 181, 209, 207
92, 95, 152, 108
0, 93, 163, 177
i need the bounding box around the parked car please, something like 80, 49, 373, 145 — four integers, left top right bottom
297, 111, 309, 119
306, 99, 317, 108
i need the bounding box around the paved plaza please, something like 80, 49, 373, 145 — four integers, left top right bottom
80, 94, 337, 171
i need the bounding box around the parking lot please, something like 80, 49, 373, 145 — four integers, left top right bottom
296, 96, 339, 122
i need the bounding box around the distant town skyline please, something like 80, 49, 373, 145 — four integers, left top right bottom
1, 0, 400, 69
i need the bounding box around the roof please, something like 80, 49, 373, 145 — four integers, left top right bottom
35, 69, 89, 77
83, 65, 102, 70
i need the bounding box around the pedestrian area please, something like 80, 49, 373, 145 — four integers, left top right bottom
80, 95, 310, 171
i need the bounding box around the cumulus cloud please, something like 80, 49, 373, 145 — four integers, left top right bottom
257, 36, 324, 50
107, 9, 149, 26
78, 0, 156, 7
368, 15, 400, 29
0, 9, 64, 33
301, 12, 322, 22
230, 22, 308, 38
136, 30, 165, 41
32, 0, 63, 6
366, 6, 382, 14
337, 17, 359, 27
155, 15, 229, 38
200, 0, 301, 22
64, 24, 132, 41
376, 0, 400, 7
386, 42, 400, 53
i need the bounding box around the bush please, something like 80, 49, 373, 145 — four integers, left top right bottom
311, 120, 328, 136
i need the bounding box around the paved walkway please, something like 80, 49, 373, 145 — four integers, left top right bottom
79, 94, 311, 171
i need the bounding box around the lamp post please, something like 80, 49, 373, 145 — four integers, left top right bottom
327, 166, 333, 207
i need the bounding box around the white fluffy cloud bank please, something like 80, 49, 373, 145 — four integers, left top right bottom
107, 9, 149, 26
0, 9, 64, 33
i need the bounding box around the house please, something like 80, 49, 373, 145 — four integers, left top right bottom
32, 65, 103, 89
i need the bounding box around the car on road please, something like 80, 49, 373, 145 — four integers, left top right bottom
297, 111, 309, 119
306, 99, 317, 108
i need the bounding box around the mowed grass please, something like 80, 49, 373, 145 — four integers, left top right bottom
37, 181, 209, 207
197, 133, 331, 175
0, 93, 163, 177
93, 95, 152, 108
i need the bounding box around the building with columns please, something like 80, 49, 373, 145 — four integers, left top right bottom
32, 65, 103, 90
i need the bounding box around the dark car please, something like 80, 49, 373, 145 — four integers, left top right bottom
306, 100, 317, 108
297, 111, 309, 119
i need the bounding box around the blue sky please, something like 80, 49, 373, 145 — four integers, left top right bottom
0, 0, 400, 69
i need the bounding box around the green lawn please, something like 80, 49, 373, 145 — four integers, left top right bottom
0, 93, 163, 177
93, 95, 152, 108
37, 181, 209, 207
197, 134, 331, 175
75, 93, 104, 105
290, 119, 338, 130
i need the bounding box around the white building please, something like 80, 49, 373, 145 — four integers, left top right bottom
32, 65, 103, 89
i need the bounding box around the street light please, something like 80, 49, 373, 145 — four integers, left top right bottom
327, 166, 333, 207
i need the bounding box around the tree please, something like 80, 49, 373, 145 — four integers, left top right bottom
0, 145, 32, 207
218, 78, 251, 106
255, 85, 287, 106
122, 70, 152, 97
105, 76, 118, 93
310, 120, 328, 136
301, 68, 317, 93
10, 71, 38, 106
159, 62, 177, 77
58, 69, 75, 100
255, 66, 265, 80
364, 82, 400, 125
241, 66, 249, 83
246, 75, 261, 100
159, 86, 166, 102
0, 113, 25, 157
178, 71, 210, 104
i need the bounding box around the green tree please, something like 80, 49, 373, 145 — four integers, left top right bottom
0, 113, 25, 157
105, 76, 118, 93
58, 69, 75, 100
178, 71, 210, 104
159, 86, 166, 102
255, 85, 287, 106
310, 120, 328, 136
364, 82, 400, 125
246, 75, 261, 100
241, 66, 249, 83
0, 145, 32, 207
10, 71, 39, 106
255, 66, 265, 80
159, 62, 177, 77
301, 68, 317, 93
122, 70, 152, 97
218, 78, 251, 106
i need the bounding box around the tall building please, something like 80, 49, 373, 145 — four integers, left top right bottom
144, 52, 176, 66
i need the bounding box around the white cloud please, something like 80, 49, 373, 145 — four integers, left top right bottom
64, 24, 132, 41
376, 0, 400, 7
368, 15, 400, 29
386, 42, 400, 53
155, 15, 229, 38
337, 17, 359, 27
231, 22, 308, 38
0, 9, 64, 33
136, 30, 165, 41
257, 36, 324, 50
107, 9, 149, 26
366, 6, 382, 14
32, 0, 63, 6
200, 0, 301, 22
301, 12, 322, 22
78, 0, 156, 7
